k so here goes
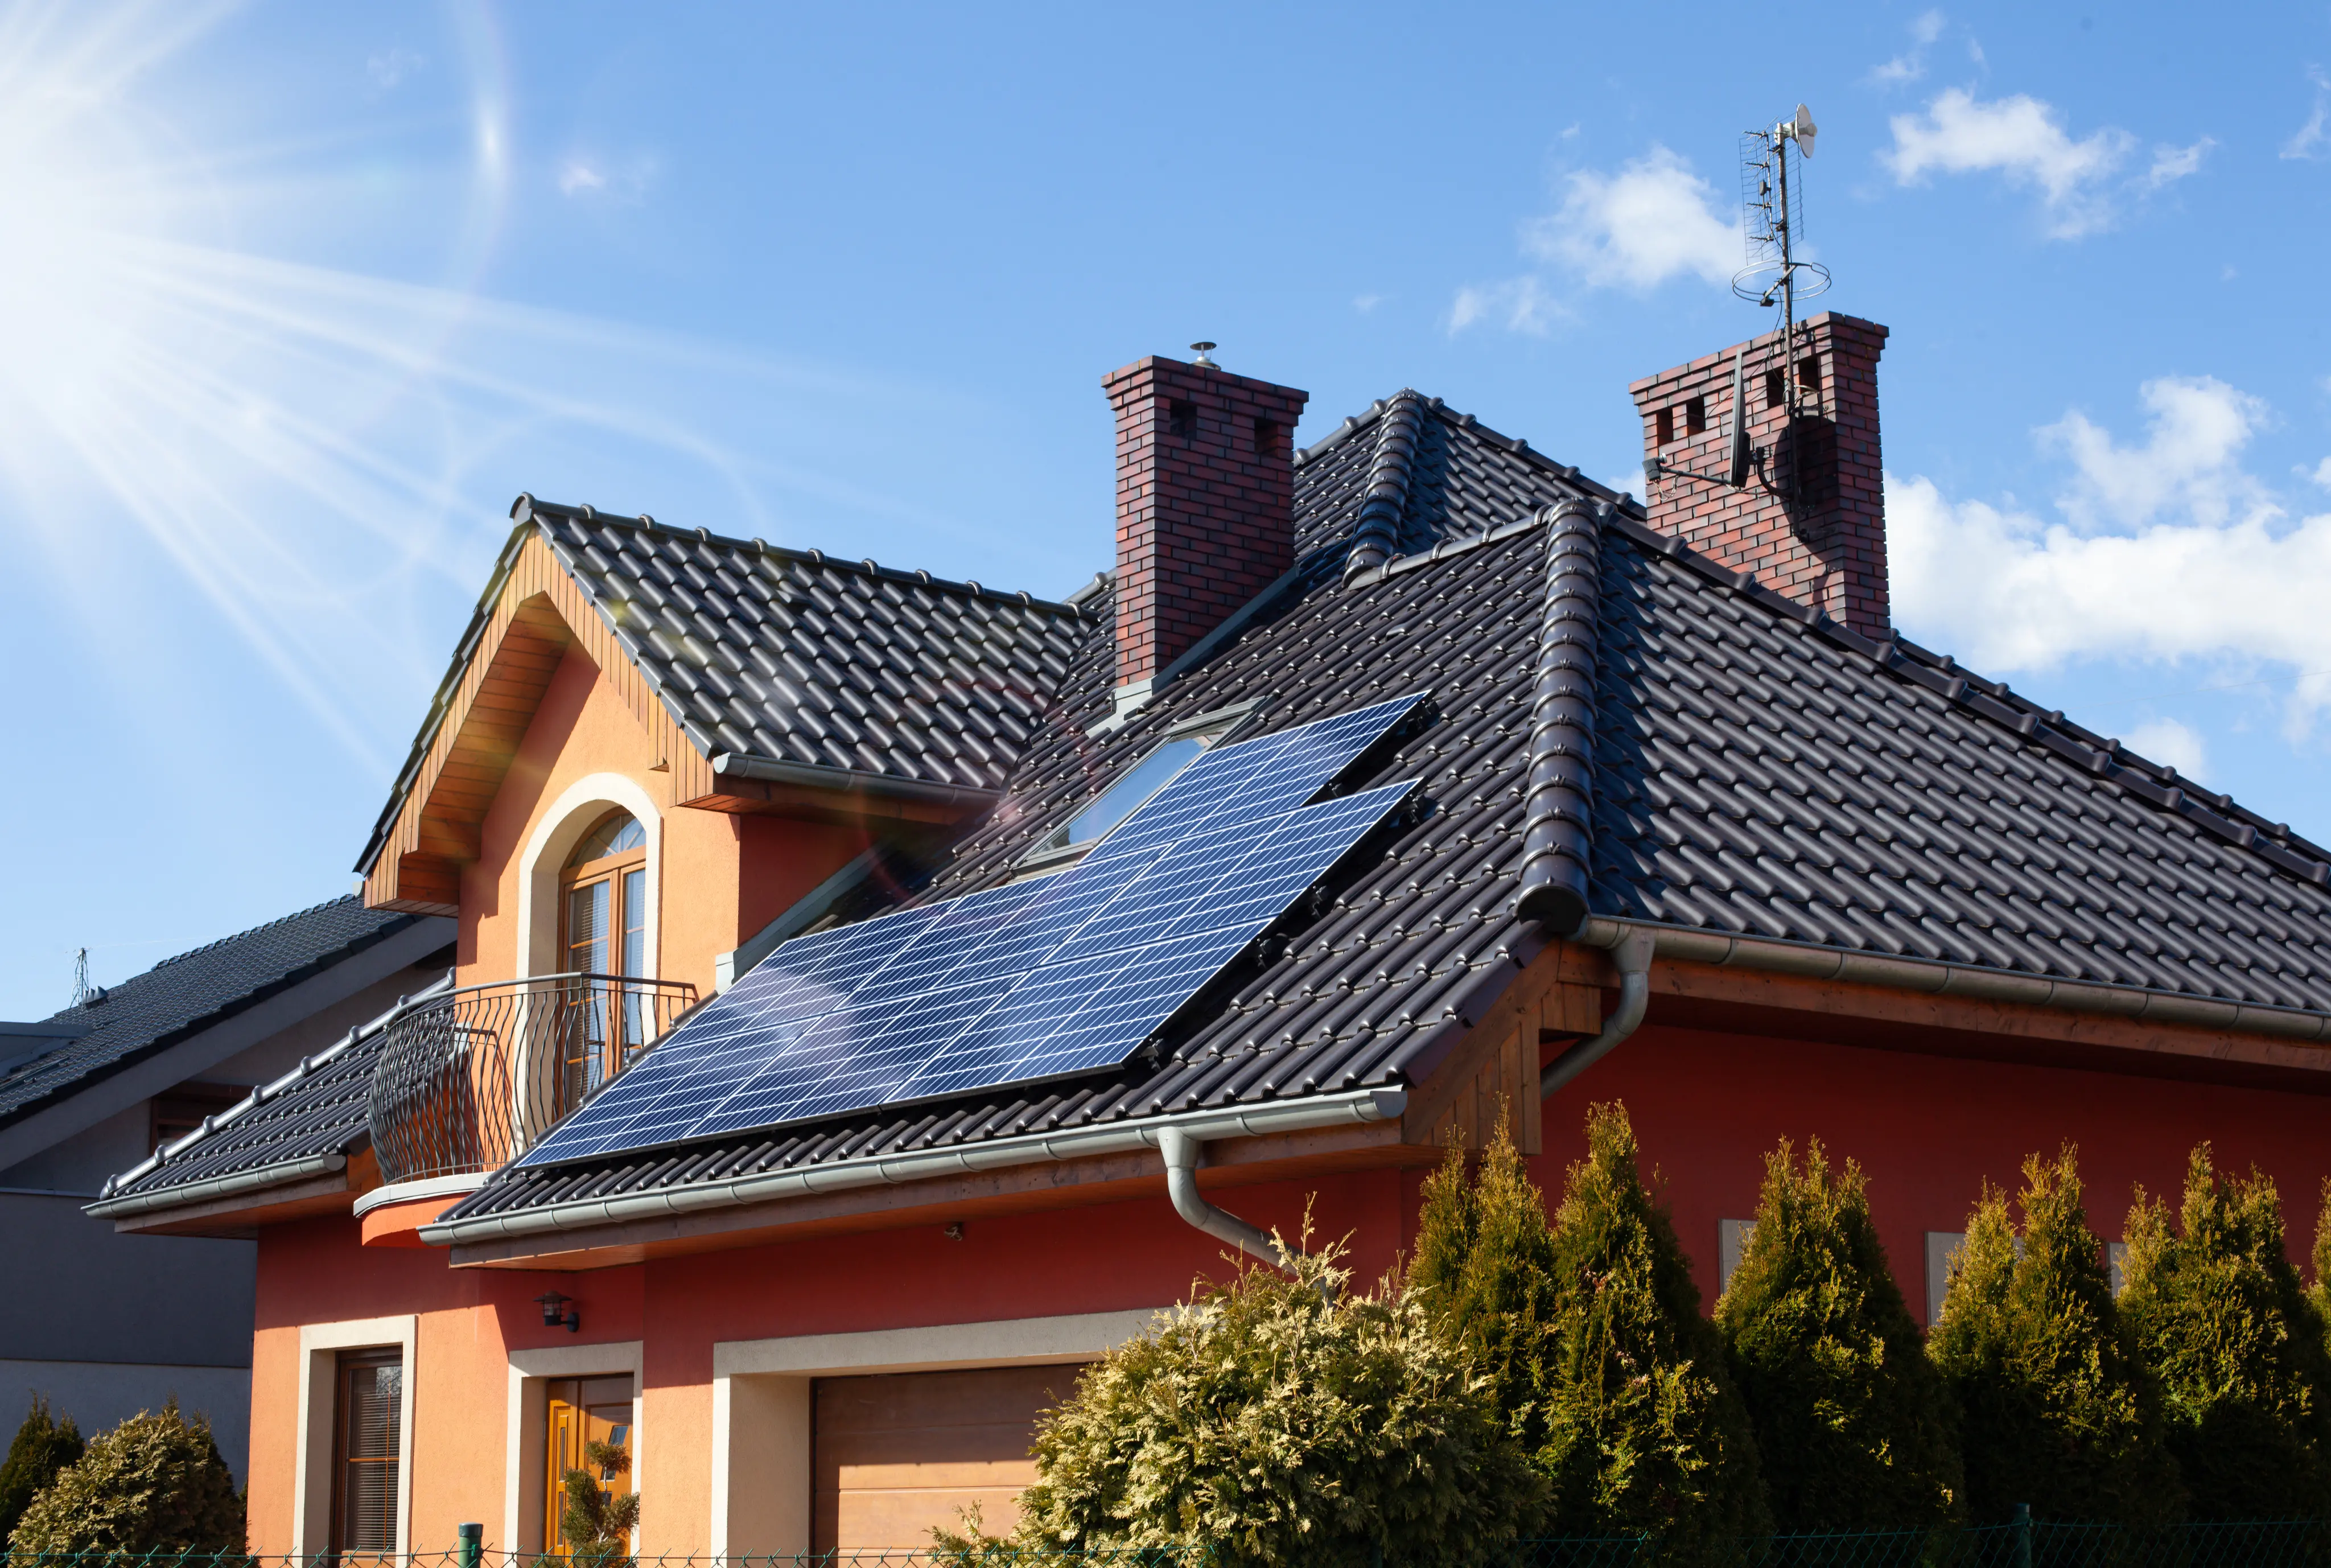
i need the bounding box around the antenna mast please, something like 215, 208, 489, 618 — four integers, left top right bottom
1734, 104, 1830, 417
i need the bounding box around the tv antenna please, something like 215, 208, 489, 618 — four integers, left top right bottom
1733, 104, 1828, 414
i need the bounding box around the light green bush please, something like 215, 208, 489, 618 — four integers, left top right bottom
558, 1438, 640, 1568
6, 1397, 242, 1554
1004, 1232, 1541, 1568
1929, 1148, 2184, 1525
2119, 1145, 2331, 1520
1716, 1138, 1963, 1532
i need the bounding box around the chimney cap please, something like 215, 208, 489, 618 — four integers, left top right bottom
1189, 342, 1218, 368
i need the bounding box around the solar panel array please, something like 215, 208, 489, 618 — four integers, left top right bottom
516, 694, 1431, 1168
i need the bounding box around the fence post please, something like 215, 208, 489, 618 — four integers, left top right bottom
458, 1522, 483, 1568
2011, 1503, 2032, 1568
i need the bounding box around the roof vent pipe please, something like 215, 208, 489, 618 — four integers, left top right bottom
1156, 1126, 1330, 1301
1515, 500, 1605, 935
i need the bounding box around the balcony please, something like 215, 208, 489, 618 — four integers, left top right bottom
367, 973, 699, 1185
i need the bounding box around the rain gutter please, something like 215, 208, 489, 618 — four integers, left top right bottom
708, 752, 1002, 810
87, 1153, 347, 1220
420, 1086, 1405, 1248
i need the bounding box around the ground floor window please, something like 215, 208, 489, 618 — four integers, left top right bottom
331, 1349, 402, 1557
544, 1374, 635, 1554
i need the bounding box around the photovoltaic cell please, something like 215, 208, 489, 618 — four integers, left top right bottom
516, 693, 1430, 1168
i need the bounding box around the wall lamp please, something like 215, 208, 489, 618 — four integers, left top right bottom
534, 1290, 580, 1334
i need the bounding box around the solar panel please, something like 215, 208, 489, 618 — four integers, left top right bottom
515, 693, 1431, 1168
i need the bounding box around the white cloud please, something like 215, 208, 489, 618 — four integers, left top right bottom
1353, 293, 1384, 315
1883, 88, 2136, 238
2126, 719, 2210, 783
1448, 276, 1563, 336
1522, 145, 1737, 291
1889, 376, 2331, 737
558, 155, 656, 201
2038, 375, 2269, 532
366, 47, 422, 89
2285, 69, 2329, 159
1872, 10, 1947, 85
2307, 456, 2331, 488
2145, 138, 2213, 189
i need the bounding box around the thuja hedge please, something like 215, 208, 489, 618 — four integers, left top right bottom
977, 1106, 2331, 1564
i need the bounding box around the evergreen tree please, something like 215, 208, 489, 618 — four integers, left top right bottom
0, 1395, 84, 1546
1010, 1234, 1542, 1568
1716, 1139, 1963, 1532
1535, 1102, 1770, 1546
1929, 1149, 2184, 1525
558, 1439, 641, 1568
1410, 1117, 1562, 1469
7, 1397, 243, 1554
2119, 1145, 2331, 1520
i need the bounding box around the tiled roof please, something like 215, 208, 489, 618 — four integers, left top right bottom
358, 501, 1094, 877
531, 500, 1094, 787
0, 898, 427, 1132
446, 393, 2331, 1224
101, 1022, 394, 1201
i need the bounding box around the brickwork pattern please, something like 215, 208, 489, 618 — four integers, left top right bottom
1630, 312, 1890, 637
1103, 356, 1309, 686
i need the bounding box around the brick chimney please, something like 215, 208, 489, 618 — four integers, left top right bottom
1103, 353, 1309, 711
1631, 312, 1890, 637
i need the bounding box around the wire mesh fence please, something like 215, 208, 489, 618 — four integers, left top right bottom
11, 1529, 2331, 1568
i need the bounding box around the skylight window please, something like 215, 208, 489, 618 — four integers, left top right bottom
1024, 703, 1257, 867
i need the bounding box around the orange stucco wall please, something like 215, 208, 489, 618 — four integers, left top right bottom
456, 641, 866, 998
241, 1021, 2331, 1559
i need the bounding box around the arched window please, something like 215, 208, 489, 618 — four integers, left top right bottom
561, 811, 648, 979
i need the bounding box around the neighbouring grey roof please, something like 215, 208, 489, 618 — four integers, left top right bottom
357, 497, 1093, 876
334, 391, 2331, 1227
0, 898, 429, 1133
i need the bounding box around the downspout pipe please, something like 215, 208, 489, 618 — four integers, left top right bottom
1157, 1126, 1331, 1301
1541, 926, 1655, 1097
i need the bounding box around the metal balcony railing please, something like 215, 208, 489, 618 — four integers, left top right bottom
367, 973, 699, 1185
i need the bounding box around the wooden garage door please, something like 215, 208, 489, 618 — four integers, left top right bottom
812, 1365, 1077, 1552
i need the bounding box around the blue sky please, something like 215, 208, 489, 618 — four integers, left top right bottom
3, 0, 2328, 1016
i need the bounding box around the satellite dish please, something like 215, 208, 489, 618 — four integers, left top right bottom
1791, 104, 1817, 157
1726, 347, 1752, 488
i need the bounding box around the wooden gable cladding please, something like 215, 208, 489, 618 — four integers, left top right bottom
1401, 943, 1604, 1155
364, 532, 718, 915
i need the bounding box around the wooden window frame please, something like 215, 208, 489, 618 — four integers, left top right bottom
559, 814, 650, 980
330, 1347, 404, 1559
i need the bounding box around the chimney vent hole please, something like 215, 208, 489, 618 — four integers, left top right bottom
1168, 399, 1197, 441
1685, 397, 1707, 435
1764, 370, 1785, 410
1655, 408, 1675, 446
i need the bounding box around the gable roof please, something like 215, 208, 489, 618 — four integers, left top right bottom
441, 390, 2331, 1231
356, 497, 1093, 899
0, 897, 429, 1135
140, 386, 2331, 1233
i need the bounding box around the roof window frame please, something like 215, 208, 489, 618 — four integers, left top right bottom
1015, 702, 1260, 877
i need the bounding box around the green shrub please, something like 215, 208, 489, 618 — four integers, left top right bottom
1007, 1232, 1542, 1568
558, 1439, 640, 1568
1409, 1116, 1562, 1475
1715, 1138, 1963, 1531
2119, 1145, 2331, 1520
6, 1397, 242, 1554
0, 1395, 84, 1546
1534, 1102, 1770, 1546
1929, 1148, 2184, 1525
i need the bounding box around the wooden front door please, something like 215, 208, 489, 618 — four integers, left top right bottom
810, 1365, 1076, 1552
543, 1374, 635, 1554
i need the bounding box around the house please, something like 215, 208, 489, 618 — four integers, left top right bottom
2, 898, 452, 1478
93, 316, 2331, 1560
